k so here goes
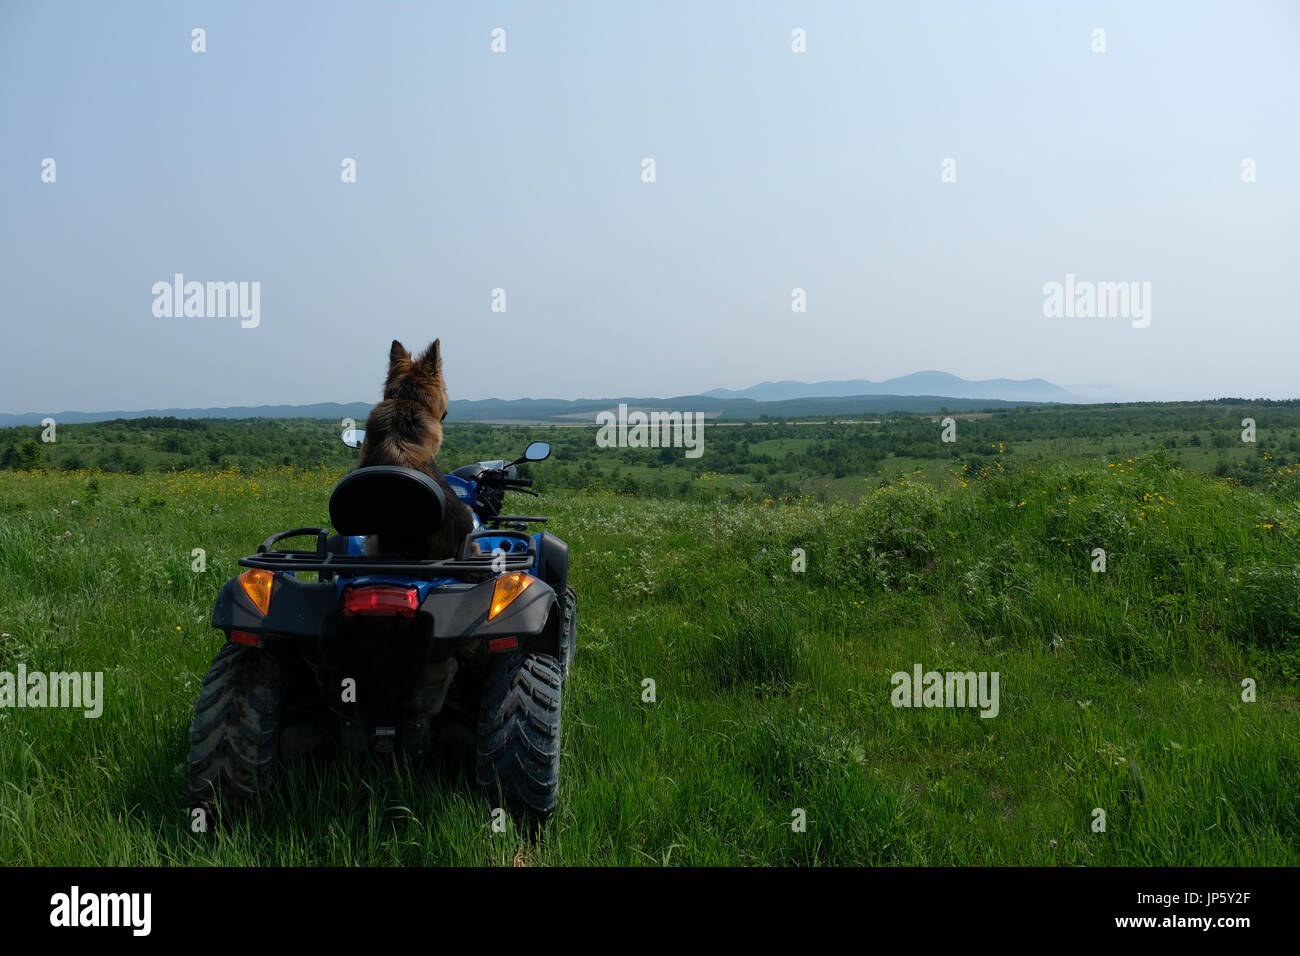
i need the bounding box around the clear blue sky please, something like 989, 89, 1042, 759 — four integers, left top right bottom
2, 0, 1297, 412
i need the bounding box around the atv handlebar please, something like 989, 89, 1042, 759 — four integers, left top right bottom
472, 470, 539, 513
501, 477, 538, 497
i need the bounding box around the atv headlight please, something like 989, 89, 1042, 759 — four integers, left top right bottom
488, 572, 534, 621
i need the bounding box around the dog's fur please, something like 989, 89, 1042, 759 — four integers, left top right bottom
356, 338, 475, 559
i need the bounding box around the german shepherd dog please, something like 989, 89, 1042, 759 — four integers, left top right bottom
356, 339, 475, 558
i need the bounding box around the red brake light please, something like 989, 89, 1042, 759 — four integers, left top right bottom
229, 630, 261, 646
342, 585, 420, 617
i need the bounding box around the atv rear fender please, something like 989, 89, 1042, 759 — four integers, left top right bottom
209, 572, 562, 655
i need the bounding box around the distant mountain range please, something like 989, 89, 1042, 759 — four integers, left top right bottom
705, 372, 1086, 404
0, 372, 1079, 426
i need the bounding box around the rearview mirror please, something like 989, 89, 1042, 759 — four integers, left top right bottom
342, 428, 366, 449
521, 441, 551, 462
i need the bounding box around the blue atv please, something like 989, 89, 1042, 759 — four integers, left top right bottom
187, 440, 576, 819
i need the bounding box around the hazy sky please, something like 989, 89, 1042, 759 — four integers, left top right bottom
2, 1, 1298, 413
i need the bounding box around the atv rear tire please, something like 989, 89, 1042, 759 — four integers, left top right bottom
559, 586, 577, 683
188, 642, 284, 815
476, 651, 562, 818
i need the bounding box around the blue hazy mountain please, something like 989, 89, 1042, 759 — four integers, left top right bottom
0, 393, 1046, 427
704, 371, 1086, 404
0, 372, 1082, 426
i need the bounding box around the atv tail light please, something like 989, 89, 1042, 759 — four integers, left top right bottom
488, 637, 518, 653
229, 630, 261, 647
488, 572, 534, 621
343, 585, 419, 617
238, 569, 274, 616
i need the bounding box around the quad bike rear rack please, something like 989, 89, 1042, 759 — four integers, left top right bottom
236, 527, 537, 578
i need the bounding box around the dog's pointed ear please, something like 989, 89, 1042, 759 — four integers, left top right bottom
419, 338, 441, 371
389, 340, 410, 365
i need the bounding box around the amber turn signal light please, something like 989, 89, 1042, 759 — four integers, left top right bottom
488, 573, 534, 621
238, 568, 274, 616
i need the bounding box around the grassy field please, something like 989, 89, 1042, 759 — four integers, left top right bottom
1, 449, 1297, 865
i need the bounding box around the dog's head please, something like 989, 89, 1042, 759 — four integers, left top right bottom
383, 338, 448, 423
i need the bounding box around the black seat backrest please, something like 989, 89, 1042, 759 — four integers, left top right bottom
329, 466, 446, 536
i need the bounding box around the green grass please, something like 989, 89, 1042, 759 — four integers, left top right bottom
0, 457, 1296, 865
